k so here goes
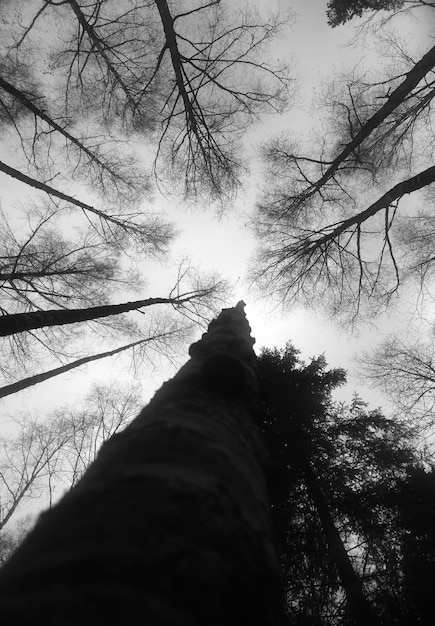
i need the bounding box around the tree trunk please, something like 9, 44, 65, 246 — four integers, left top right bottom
0, 295, 191, 336
0, 159, 128, 228
0, 301, 287, 625
306, 164, 435, 252
0, 76, 118, 177
0, 337, 152, 398
306, 44, 435, 197
304, 463, 381, 626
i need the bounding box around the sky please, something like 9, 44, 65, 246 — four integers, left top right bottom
1, 1, 433, 423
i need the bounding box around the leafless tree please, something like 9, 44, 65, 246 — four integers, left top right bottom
1, 0, 292, 203
0, 516, 33, 567
0, 0, 280, 397
252, 7, 435, 323
0, 314, 189, 398
358, 333, 435, 432
0, 168, 225, 376
0, 382, 142, 537
0, 205, 138, 314
0, 257, 227, 389
0, 412, 75, 532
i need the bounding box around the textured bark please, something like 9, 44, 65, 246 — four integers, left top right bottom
0, 301, 286, 625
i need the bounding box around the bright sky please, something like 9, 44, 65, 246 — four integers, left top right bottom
1, 0, 433, 424
154, 0, 432, 406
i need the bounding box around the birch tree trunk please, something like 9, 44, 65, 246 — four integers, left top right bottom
0, 301, 286, 625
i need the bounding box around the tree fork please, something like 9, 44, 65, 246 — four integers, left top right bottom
0, 301, 287, 625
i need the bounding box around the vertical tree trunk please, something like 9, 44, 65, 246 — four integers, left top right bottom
0, 302, 287, 625
304, 463, 381, 626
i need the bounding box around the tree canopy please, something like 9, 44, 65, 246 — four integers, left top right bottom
252, 2, 435, 323
0, 0, 292, 396
326, 1, 406, 27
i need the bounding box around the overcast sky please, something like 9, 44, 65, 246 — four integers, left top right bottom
1, 0, 433, 423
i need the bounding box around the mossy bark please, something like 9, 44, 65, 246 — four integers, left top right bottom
0, 301, 286, 625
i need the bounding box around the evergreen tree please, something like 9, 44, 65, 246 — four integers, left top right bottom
326, 0, 405, 27
258, 343, 418, 624
396, 468, 435, 625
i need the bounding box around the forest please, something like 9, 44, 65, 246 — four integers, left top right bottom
0, 0, 435, 624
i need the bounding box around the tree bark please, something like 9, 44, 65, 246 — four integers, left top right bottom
0, 302, 287, 625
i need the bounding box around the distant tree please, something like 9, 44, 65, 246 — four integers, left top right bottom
0, 382, 142, 536
258, 343, 417, 624
0, 412, 75, 533
252, 6, 435, 323
358, 333, 435, 433
0, 516, 33, 567
0, 316, 187, 399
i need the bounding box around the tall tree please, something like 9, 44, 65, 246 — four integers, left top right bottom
252, 4, 435, 322
0, 247, 226, 403
0, 302, 288, 625
0, 291, 217, 337
257, 344, 417, 624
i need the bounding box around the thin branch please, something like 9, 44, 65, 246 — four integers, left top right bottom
0, 333, 178, 398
